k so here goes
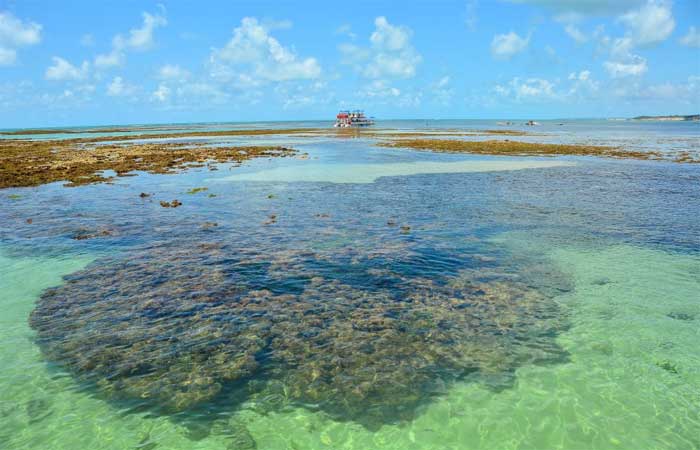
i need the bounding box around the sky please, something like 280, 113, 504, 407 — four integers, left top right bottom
0, 0, 699, 127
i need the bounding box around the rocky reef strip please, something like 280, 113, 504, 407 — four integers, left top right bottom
377, 138, 699, 163
0, 139, 296, 188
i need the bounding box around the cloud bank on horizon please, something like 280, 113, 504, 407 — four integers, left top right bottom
0, 0, 698, 126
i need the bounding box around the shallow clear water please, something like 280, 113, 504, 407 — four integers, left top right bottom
1, 122, 699, 449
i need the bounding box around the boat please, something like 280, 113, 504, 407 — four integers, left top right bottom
334, 110, 375, 127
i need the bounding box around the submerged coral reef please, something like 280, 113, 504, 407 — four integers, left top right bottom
29, 242, 569, 429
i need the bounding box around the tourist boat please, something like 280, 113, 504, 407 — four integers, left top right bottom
334, 110, 375, 127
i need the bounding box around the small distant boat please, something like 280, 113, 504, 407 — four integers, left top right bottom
334, 110, 375, 128
525, 120, 540, 126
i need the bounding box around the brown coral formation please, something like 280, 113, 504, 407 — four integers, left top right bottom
29, 244, 568, 428
0, 139, 296, 188
377, 138, 699, 163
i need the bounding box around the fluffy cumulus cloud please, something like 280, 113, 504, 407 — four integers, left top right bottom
210, 17, 321, 83
494, 77, 557, 100
95, 9, 167, 69
365, 17, 421, 78
494, 71, 603, 102
680, 27, 700, 48
603, 37, 648, 78
106, 76, 137, 97
340, 16, 421, 79
619, 0, 674, 46
45, 57, 89, 81
568, 70, 600, 95
118, 11, 168, 51
591, 1, 673, 80
604, 58, 648, 77
491, 31, 529, 60
0, 11, 42, 66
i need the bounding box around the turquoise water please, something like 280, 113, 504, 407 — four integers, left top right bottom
1, 122, 699, 449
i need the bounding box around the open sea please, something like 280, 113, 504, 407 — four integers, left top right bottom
1, 119, 699, 449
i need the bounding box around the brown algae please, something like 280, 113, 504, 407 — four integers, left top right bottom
0, 139, 296, 188
377, 138, 698, 163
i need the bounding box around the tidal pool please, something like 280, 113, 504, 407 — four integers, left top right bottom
1, 122, 699, 449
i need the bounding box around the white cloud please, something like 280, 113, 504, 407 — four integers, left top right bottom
45, 57, 89, 81
0, 11, 41, 66
151, 83, 171, 102
95, 9, 167, 69
564, 24, 588, 43
491, 31, 530, 60
106, 76, 137, 97
619, 0, 674, 46
211, 17, 321, 82
338, 43, 369, 64
335, 24, 356, 40
151, 81, 232, 110
494, 77, 558, 100
603, 36, 648, 78
680, 27, 700, 48
0, 47, 15, 65
277, 81, 334, 109
569, 70, 590, 81
352, 79, 421, 107
157, 64, 190, 81
604, 58, 648, 77
116, 11, 167, 51
360, 79, 401, 98
430, 75, 454, 105
95, 50, 124, 69
493, 73, 604, 102
612, 76, 700, 101
364, 17, 421, 78
568, 70, 600, 95
340, 17, 421, 79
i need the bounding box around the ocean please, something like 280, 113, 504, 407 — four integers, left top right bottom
1, 120, 698, 449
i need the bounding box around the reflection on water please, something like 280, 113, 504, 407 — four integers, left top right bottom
1, 123, 699, 449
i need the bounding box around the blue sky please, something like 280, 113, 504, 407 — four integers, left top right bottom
0, 0, 699, 127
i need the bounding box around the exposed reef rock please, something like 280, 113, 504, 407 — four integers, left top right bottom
377, 138, 699, 163
0, 139, 296, 188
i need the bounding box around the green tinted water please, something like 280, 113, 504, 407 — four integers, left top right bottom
2, 237, 698, 450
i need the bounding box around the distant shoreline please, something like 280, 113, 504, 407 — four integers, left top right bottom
631, 114, 700, 121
